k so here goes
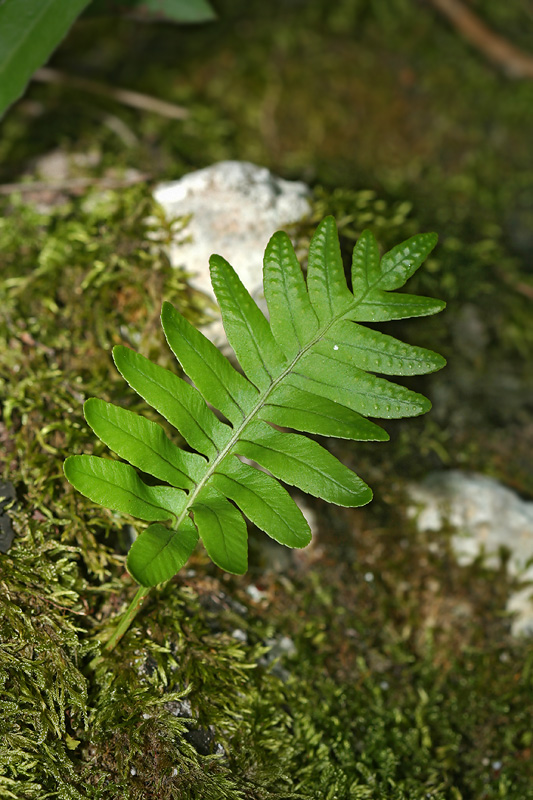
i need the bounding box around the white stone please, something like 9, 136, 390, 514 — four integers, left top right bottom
246, 584, 268, 603
408, 471, 533, 635
153, 161, 311, 337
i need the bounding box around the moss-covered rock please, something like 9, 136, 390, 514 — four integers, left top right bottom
1, 1, 533, 793
1, 184, 532, 798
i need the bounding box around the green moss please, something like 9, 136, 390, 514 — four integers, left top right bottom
1, 1, 533, 794
1, 178, 532, 798
3, 502, 532, 797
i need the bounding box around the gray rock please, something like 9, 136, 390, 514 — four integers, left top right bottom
153, 161, 311, 344
165, 698, 192, 718
452, 304, 489, 363
259, 635, 297, 681
407, 471, 533, 635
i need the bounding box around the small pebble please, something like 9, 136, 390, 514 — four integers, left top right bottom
246, 584, 267, 602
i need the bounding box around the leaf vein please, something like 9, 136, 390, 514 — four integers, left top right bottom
92, 410, 195, 486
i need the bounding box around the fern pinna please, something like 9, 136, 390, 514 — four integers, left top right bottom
65, 217, 445, 590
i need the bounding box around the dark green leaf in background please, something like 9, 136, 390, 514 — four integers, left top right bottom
0, 0, 91, 117
86, 0, 216, 24
0, 0, 216, 118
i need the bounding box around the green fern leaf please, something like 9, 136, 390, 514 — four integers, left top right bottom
64, 217, 446, 587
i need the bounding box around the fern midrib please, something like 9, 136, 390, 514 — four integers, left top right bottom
168, 288, 371, 537
135, 260, 424, 545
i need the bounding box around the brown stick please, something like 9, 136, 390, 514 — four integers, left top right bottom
496, 269, 533, 301
33, 66, 190, 119
427, 0, 533, 78
0, 173, 150, 196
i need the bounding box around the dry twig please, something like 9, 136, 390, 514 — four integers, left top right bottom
33, 66, 190, 119
427, 0, 533, 78
0, 173, 151, 196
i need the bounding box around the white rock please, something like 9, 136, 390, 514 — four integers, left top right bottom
246, 584, 268, 603
153, 161, 311, 343
408, 471, 533, 635
34, 149, 70, 182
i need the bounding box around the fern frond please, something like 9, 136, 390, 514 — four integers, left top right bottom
64, 217, 445, 587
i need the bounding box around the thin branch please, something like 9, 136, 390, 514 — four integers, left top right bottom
33, 66, 190, 119
0, 173, 151, 196
427, 0, 533, 79
496, 269, 533, 301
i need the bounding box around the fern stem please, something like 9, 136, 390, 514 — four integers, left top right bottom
102, 585, 151, 653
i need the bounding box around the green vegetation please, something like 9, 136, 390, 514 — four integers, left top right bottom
1, 186, 531, 798
63, 217, 444, 648
1, 0, 532, 795
0, 0, 215, 117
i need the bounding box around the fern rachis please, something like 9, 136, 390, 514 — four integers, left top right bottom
64, 216, 445, 650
